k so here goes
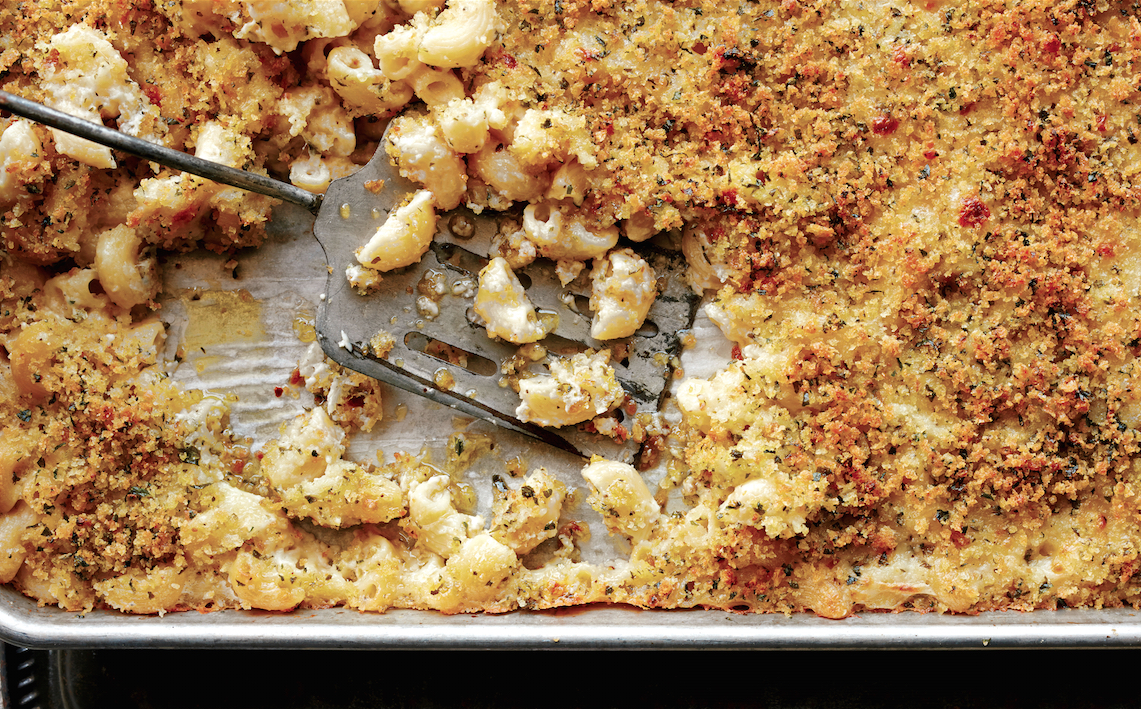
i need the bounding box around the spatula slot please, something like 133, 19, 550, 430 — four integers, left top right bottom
447, 212, 476, 239
569, 293, 591, 316
403, 332, 498, 376
633, 319, 659, 338
559, 297, 657, 339
536, 333, 591, 358
431, 242, 490, 277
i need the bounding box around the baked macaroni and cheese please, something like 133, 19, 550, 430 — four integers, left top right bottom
2, 0, 1141, 618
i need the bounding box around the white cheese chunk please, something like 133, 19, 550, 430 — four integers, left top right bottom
516, 351, 624, 427
589, 248, 656, 340
473, 257, 549, 344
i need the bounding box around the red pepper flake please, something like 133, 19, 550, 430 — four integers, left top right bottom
959, 102, 974, 116
891, 46, 910, 67
274, 386, 284, 397
958, 197, 991, 228
142, 85, 162, 106
1096, 115, 1107, 132
950, 530, 970, 548
731, 345, 744, 361
1042, 35, 1061, 54
230, 459, 246, 475
1097, 243, 1116, 258
871, 115, 899, 135
502, 53, 517, 69
289, 368, 304, 386
636, 435, 664, 471
171, 206, 198, 227
693, 41, 707, 55
716, 47, 745, 73
924, 150, 937, 160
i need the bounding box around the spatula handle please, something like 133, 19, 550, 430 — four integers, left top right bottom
0, 90, 322, 213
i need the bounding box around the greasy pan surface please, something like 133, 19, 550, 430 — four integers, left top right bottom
0, 585, 1139, 649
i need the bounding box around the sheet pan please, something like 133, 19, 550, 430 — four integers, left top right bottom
5, 204, 1139, 650
1, 585, 1140, 649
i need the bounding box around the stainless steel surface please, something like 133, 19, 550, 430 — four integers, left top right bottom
314, 156, 698, 462
0, 585, 1138, 649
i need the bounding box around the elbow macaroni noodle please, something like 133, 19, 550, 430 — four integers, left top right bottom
327, 46, 413, 116
406, 66, 466, 107
521, 203, 619, 263
515, 351, 624, 428
385, 113, 467, 209
41, 25, 163, 169
374, 22, 424, 81
94, 225, 156, 310
289, 152, 360, 194
356, 189, 438, 271
472, 257, 549, 344
0, 120, 41, 206
589, 248, 656, 341
417, 0, 501, 69
470, 141, 549, 203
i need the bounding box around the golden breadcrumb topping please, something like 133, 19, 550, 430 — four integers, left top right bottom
2, 0, 1141, 618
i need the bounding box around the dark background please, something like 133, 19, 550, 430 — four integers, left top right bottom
6, 645, 1139, 709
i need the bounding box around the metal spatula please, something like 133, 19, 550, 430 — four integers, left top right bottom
0, 91, 698, 460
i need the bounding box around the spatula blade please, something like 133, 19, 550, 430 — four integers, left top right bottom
312, 147, 698, 462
